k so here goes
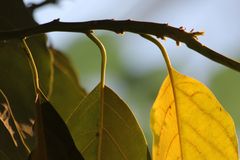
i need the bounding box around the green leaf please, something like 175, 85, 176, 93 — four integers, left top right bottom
0, 33, 87, 159
50, 48, 80, 85
0, 38, 39, 154
0, 35, 79, 159
29, 93, 84, 160
48, 48, 86, 120
0, 34, 54, 124
0, 39, 36, 124
66, 85, 149, 160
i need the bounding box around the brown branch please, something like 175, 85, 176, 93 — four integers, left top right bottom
0, 19, 240, 72
28, 0, 58, 13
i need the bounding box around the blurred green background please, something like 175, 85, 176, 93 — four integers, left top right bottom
25, 0, 240, 146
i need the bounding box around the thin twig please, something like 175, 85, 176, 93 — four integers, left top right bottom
0, 19, 240, 72
28, 0, 58, 13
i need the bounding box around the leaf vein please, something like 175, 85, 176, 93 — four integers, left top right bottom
81, 137, 97, 153
184, 121, 227, 158
164, 133, 178, 160
66, 99, 98, 124
184, 137, 207, 160
103, 127, 128, 160
177, 87, 237, 154
105, 103, 131, 130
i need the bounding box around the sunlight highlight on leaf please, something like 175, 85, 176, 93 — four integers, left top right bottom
0, 99, 17, 147
0, 90, 28, 160
151, 68, 238, 160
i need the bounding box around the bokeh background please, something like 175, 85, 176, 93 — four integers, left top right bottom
24, 0, 240, 147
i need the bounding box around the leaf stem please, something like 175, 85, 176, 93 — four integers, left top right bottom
86, 32, 107, 160
141, 34, 184, 160
141, 34, 172, 70
22, 38, 40, 97
86, 32, 107, 89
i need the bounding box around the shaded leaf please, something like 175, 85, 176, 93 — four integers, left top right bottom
48, 48, 86, 120
29, 93, 84, 160
0, 90, 28, 160
0, 39, 36, 124
0, 122, 25, 160
0, 35, 86, 159
67, 85, 149, 160
0, 38, 44, 152
50, 48, 80, 85
151, 68, 238, 160
0, 35, 83, 154
0, 101, 17, 146
0, 34, 53, 124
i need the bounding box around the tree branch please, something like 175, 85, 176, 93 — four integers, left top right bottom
0, 19, 240, 72
27, 0, 58, 13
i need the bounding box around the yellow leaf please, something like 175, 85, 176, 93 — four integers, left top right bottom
151, 68, 238, 160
